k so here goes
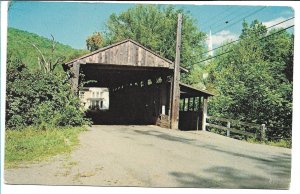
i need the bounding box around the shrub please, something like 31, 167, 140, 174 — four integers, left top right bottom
6, 57, 91, 129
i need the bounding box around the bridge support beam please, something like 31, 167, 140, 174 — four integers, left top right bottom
70, 62, 80, 94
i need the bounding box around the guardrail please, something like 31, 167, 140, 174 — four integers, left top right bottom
205, 116, 266, 141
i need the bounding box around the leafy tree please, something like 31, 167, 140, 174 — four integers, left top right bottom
86, 32, 104, 52
88, 5, 207, 82
240, 19, 267, 39
262, 29, 294, 82
206, 20, 293, 140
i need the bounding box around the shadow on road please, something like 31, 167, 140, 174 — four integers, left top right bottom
170, 165, 289, 189
106, 126, 291, 189
133, 129, 195, 143
130, 128, 291, 189
169, 152, 290, 189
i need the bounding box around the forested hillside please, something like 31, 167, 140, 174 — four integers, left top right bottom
7, 28, 88, 71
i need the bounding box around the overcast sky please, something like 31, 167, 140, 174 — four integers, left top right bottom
8, 2, 294, 50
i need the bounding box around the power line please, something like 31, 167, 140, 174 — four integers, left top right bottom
205, 7, 257, 33
195, 50, 232, 64
201, 6, 236, 30
201, 6, 268, 42
193, 17, 294, 58
194, 25, 294, 64
212, 6, 267, 35
200, 6, 234, 29
264, 16, 294, 30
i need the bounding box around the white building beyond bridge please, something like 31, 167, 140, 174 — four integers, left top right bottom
79, 87, 109, 110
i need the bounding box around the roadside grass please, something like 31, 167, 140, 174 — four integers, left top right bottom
267, 139, 292, 148
5, 126, 87, 168
246, 138, 291, 148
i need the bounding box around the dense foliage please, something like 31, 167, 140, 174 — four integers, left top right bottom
6, 57, 90, 129
204, 20, 293, 141
7, 28, 89, 72
86, 5, 207, 82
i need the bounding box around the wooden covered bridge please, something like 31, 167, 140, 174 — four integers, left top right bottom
63, 39, 214, 130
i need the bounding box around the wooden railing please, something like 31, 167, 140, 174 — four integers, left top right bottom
205, 116, 266, 141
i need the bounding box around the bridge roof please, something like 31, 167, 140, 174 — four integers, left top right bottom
65, 39, 188, 73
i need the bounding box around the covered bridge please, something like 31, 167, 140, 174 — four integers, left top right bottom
63, 39, 214, 130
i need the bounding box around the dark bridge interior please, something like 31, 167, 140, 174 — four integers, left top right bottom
81, 64, 172, 125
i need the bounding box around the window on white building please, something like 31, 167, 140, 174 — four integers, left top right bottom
79, 91, 84, 99
90, 99, 104, 110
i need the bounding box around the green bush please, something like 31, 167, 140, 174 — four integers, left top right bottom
6, 57, 91, 129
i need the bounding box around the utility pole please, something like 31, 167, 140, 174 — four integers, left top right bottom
170, 13, 182, 129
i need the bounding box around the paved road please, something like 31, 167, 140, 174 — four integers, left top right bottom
5, 125, 291, 188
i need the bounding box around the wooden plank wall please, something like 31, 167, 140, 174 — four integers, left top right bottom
78, 41, 171, 68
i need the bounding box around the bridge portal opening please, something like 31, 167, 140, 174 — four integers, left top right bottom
81, 64, 172, 125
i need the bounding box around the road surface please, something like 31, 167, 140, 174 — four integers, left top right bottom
5, 125, 291, 189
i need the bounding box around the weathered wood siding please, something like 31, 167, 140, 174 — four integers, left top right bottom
69, 40, 172, 68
